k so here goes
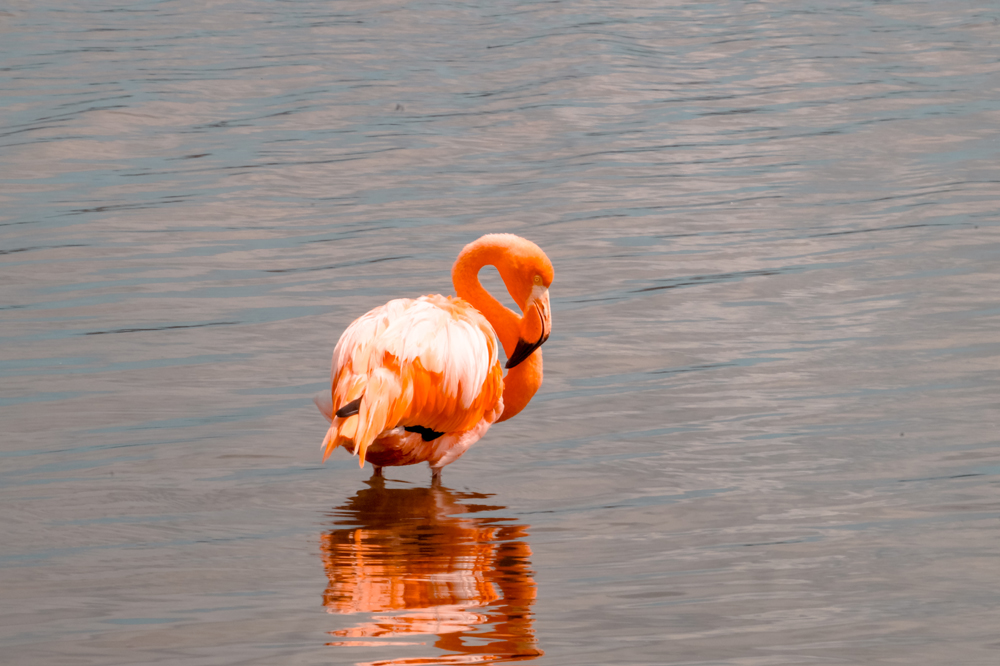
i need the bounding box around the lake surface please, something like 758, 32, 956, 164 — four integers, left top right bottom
2, 1, 999, 664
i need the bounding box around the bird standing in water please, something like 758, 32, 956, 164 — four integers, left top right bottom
316, 234, 553, 482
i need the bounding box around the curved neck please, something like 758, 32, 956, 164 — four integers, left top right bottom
452, 240, 542, 422
452, 243, 520, 358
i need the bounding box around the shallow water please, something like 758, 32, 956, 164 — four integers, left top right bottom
2, 1, 999, 664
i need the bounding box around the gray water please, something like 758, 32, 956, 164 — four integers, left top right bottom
2, 1, 999, 664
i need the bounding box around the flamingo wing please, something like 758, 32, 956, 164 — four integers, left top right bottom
323, 295, 503, 466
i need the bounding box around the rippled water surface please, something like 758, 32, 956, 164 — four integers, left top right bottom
3, 1, 999, 664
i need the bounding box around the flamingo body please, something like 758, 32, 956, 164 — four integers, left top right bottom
317, 234, 553, 480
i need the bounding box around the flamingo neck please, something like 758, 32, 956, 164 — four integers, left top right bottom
452, 239, 541, 422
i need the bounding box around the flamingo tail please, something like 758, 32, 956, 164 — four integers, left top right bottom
321, 369, 407, 467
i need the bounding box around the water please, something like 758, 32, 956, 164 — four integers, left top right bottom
2, 1, 999, 664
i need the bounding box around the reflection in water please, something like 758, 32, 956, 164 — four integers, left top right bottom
320, 479, 542, 664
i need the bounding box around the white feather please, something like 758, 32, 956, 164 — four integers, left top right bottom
333, 296, 497, 408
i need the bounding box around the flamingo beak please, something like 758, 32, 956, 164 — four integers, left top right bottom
506, 286, 551, 369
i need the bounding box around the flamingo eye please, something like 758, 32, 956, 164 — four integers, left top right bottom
533, 275, 542, 285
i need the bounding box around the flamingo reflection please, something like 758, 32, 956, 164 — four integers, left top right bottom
320, 478, 543, 664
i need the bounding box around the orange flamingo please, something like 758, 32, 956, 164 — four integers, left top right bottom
316, 234, 553, 481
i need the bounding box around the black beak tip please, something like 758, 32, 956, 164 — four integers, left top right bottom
505, 336, 545, 369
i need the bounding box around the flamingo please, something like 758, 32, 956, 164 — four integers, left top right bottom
315, 233, 553, 482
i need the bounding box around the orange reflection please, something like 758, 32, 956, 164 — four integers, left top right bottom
320, 478, 543, 664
